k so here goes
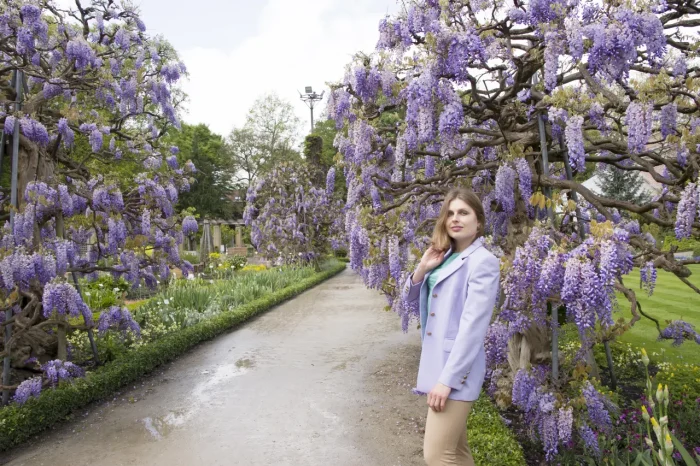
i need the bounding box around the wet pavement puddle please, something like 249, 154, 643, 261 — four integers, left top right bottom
141, 362, 250, 440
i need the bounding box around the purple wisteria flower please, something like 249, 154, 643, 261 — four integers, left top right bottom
388, 235, 401, 283
565, 116, 586, 172
97, 306, 141, 337
182, 215, 198, 235
659, 320, 700, 346
3, 115, 16, 135
326, 167, 335, 199
42, 359, 84, 386
495, 164, 516, 217
639, 261, 657, 296
544, 32, 562, 92
659, 103, 677, 140
57, 118, 74, 147
12, 377, 42, 405
558, 407, 573, 444
484, 321, 509, 366
42, 282, 92, 321
672, 56, 687, 77
582, 381, 612, 433
166, 155, 178, 169
19, 117, 50, 146
625, 102, 652, 154
579, 424, 600, 457
66, 38, 98, 70
589, 103, 607, 131
674, 183, 698, 239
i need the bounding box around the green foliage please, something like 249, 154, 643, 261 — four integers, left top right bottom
653, 360, 700, 452
162, 123, 237, 219
468, 396, 526, 465
0, 262, 346, 451
308, 119, 338, 168
79, 275, 131, 312
181, 251, 200, 264
661, 236, 700, 255
309, 119, 347, 200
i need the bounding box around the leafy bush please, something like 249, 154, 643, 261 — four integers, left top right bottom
469, 396, 526, 465
662, 236, 700, 255
79, 275, 131, 312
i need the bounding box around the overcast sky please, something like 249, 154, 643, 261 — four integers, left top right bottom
130, 0, 400, 138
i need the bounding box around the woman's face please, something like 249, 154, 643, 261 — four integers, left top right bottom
444, 198, 480, 246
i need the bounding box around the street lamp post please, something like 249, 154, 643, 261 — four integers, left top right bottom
299, 86, 324, 132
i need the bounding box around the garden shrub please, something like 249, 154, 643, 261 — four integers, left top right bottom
662, 236, 700, 256
469, 396, 526, 465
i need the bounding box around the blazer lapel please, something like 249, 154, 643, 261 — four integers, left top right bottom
432, 237, 484, 288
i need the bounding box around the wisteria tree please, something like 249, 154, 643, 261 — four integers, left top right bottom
243, 161, 345, 267
0, 0, 196, 404
326, 0, 700, 459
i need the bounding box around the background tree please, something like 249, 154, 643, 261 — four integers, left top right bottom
163, 123, 238, 219
0, 0, 196, 404
597, 165, 652, 206
227, 92, 302, 186
322, 0, 700, 459
304, 119, 346, 201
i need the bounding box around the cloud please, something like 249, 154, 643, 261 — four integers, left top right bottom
176, 0, 399, 138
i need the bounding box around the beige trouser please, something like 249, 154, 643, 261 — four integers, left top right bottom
423, 399, 475, 466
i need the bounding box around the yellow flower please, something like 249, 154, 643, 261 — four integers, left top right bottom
642, 405, 650, 421
665, 434, 674, 452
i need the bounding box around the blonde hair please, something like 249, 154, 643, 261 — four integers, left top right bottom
430, 188, 486, 251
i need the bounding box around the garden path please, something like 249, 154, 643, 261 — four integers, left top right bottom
1, 268, 427, 466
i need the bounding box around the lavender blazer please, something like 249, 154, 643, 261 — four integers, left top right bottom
402, 237, 500, 402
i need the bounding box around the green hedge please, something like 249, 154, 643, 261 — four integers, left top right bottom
469, 396, 526, 465
0, 262, 346, 451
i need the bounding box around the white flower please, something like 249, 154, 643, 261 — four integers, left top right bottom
98, 283, 104, 288
163, 299, 170, 305
85, 291, 91, 296
113, 287, 120, 292
188, 274, 194, 280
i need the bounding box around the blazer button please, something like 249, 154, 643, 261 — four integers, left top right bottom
426, 332, 432, 336
460, 381, 465, 384
432, 293, 437, 298
430, 312, 435, 316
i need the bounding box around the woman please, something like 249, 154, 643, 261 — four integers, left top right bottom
402, 187, 500, 466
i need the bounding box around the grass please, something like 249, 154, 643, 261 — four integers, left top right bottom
615, 264, 700, 362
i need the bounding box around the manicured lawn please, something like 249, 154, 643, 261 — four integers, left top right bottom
616, 264, 700, 362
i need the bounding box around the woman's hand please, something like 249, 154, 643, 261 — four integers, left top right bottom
419, 247, 446, 272
427, 383, 451, 412
412, 247, 445, 284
